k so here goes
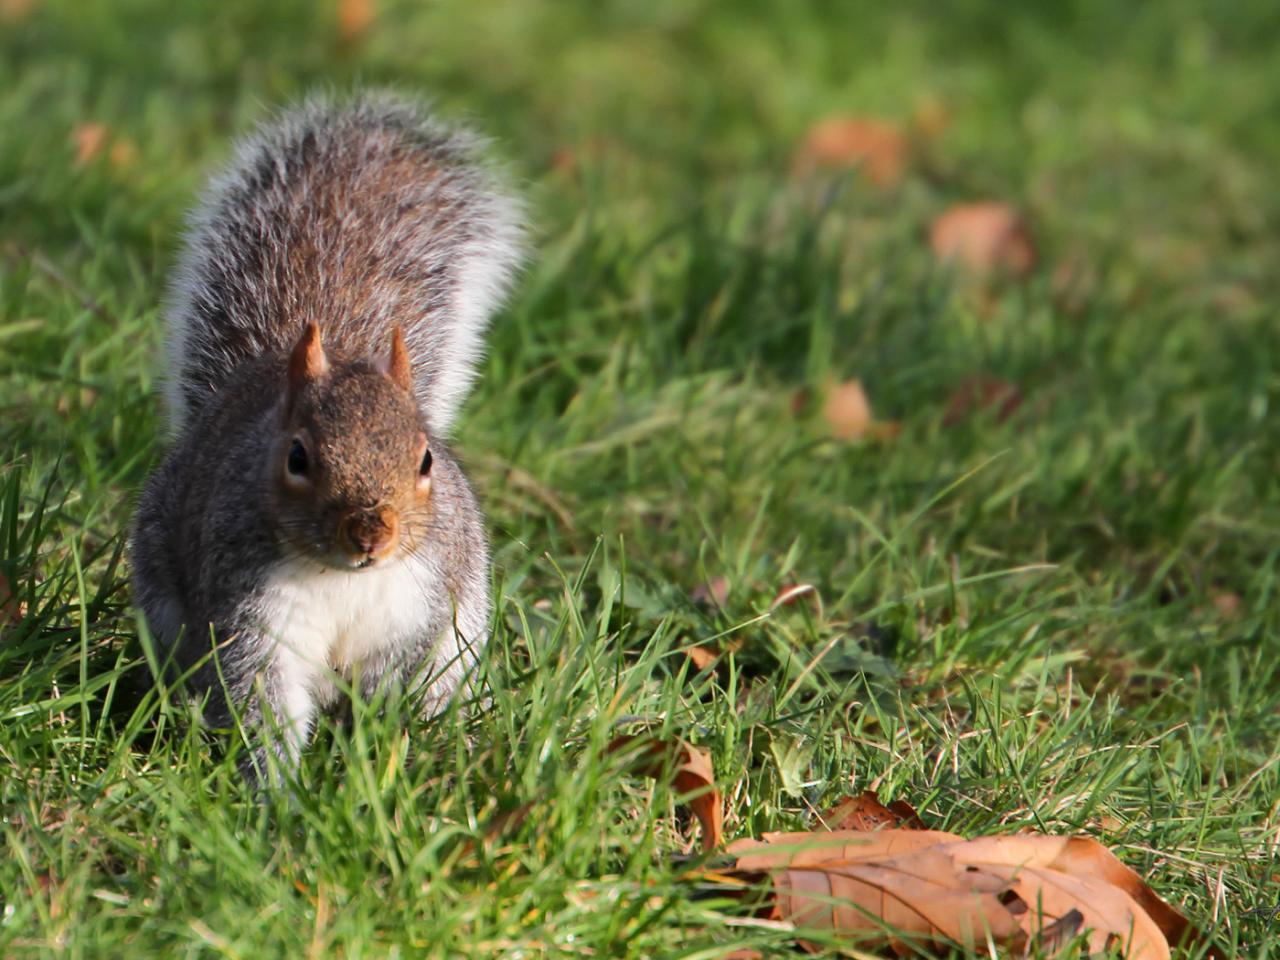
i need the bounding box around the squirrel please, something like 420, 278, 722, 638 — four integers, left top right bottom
129, 92, 524, 783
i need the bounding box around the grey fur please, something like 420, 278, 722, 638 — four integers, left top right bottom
131, 92, 523, 783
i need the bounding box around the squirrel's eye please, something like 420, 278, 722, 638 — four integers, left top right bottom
418, 447, 433, 477
287, 438, 309, 477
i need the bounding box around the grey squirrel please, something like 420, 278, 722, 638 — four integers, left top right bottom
130, 92, 524, 782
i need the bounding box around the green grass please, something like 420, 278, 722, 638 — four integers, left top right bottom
2, 0, 1279, 956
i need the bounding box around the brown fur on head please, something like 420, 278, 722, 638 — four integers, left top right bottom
275, 323, 433, 569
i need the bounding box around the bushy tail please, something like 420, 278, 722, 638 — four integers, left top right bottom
163, 91, 525, 437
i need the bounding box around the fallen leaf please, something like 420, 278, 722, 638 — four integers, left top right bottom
821, 380, 898, 443
684, 634, 744, 672
731, 834, 1177, 958
337, 0, 375, 44
930, 201, 1037, 278
794, 117, 908, 188
685, 645, 721, 671
0, 0, 36, 22
691, 576, 729, 609
941, 375, 1023, 427
609, 735, 723, 852
73, 124, 109, 166
71, 124, 136, 171
821, 791, 927, 832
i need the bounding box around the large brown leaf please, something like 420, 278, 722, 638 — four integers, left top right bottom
724, 829, 1212, 958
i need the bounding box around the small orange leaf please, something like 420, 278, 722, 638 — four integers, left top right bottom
821, 790, 928, 832
337, 0, 375, 44
609, 735, 723, 852
0, 0, 37, 22
930, 202, 1037, 278
73, 124, 109, 166
795, 117, 907, 188
685, 645, 720, 671
691, 575, 729, 608
822, 380, 873, 440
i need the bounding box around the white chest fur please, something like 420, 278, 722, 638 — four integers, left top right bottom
261, 554, 441, 694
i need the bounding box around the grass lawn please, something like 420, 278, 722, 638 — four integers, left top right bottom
2, 0, 1278, 955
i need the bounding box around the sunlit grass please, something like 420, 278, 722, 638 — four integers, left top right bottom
1, 1, 1277, 956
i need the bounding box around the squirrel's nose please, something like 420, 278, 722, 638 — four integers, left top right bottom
339, 509, 399, 560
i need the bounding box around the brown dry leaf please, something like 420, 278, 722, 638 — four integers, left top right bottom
685, 646, 721, 671
0, 0, 37, 22
609, 735, 723, 852
684, 636, 742, 673
691, 575, 729, 608
821, 791, 927, 832
930, 201, 1037, 278
73, 124, 109, 166
795, 117, 908, 188
733, 834, 1179, 958
733, 831, 1216, 958
337, 0, 375, 44
941, 375, 1023, 427
71, 124, 136, 171
822, 380, 872, 440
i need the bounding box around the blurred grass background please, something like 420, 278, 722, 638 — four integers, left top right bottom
1, 0, 1278, 956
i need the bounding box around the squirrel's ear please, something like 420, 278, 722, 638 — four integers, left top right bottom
379, 326, 413, 392
288, 322, 328, 390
